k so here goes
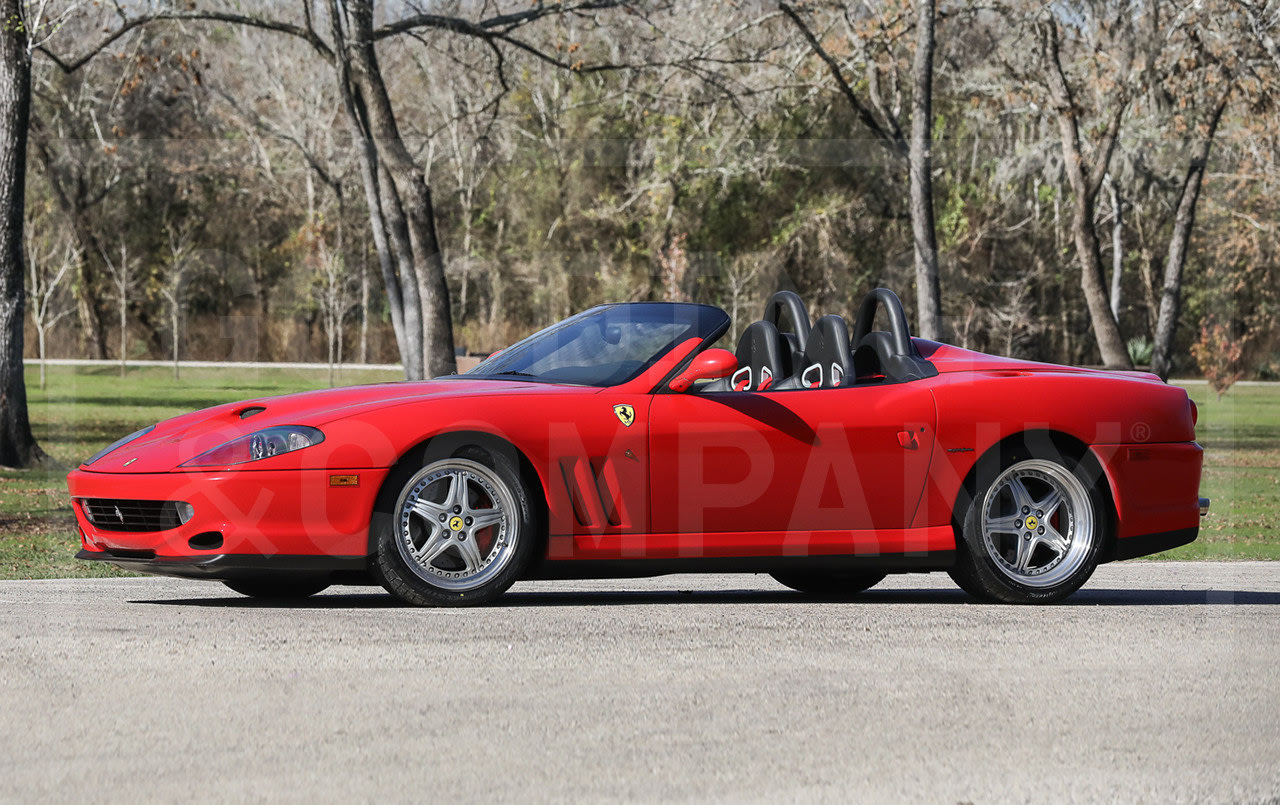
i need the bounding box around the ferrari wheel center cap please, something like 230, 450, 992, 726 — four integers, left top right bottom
449, 516, 465, 532
1025, 515, 1039, 530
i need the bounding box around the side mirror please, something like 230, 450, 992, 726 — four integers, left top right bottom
669, 349, 737, 392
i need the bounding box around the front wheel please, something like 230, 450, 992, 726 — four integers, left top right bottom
950, 452, 1108, 604
373, 451, 536, 607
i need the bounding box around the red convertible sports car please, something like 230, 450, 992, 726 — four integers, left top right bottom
69, 289, 1207, 605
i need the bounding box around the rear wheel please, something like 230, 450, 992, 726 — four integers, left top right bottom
770, 570, 887, 597
223, 579, 329, 599
950, 447, 1108, 604
373, 450, 536, 607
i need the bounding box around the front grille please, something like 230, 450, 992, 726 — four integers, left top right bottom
82, 499, 185, 533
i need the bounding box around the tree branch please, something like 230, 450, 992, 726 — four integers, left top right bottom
37, 9, 333, 73
373, 0, 628, 40
778, 1, 904, 153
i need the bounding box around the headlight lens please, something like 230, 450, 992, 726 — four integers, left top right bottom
179, 426, 325, 468
83, 425, 156, 466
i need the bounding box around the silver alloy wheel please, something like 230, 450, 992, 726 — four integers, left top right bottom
394, 458, 519, 592
980, 458, 1095, 588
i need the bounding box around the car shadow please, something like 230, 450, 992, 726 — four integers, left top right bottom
130, 586, 1280, 609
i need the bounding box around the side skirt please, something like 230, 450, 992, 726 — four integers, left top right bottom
528, 551, 956, 581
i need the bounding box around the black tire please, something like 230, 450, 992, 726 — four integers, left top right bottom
949, 441, 1110, 604
372, 446, 537, 607
770, 570, 887, 597
223, 578, 330, 599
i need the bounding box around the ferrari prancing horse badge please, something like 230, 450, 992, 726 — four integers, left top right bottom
613, 404, 635, 427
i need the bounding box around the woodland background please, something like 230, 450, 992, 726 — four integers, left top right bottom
15, 0, 1280, 390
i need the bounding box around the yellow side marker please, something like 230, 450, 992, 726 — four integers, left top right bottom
329, 474, 360, 487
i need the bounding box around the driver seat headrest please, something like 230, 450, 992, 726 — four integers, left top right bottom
728, 320, 785, 391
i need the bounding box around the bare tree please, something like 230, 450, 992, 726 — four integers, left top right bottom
1039, 13, 1133, 370
1148, 90, 1232, 380
41, 0, 633, 379
0, 0, 66, 466
98, 238, 137, 377
778, 0, 943, 339
25, 211, 77, 388
160, 219, 198, 381
305, 214, 355, 387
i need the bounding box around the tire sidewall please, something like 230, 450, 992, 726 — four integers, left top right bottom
372, 446, 536, 607
956, 444, 1109, 604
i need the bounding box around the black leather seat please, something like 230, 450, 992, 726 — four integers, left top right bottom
778, 315, 854, 389
853, 330, 895, 383
850, 288, 939, 384
706, 320, 787, 392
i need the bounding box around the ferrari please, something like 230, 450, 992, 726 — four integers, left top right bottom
68, 288, 1207, 605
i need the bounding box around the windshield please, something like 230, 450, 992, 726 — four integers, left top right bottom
468, 303, 729, 387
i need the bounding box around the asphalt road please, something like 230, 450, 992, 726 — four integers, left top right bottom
2, 562, 1278, 803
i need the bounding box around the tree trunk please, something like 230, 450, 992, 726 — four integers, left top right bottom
360, 238, 369, 365
1150, 92, 1230, 381
909, 0, 942, 341
1041, 20, 1132, 370
1066, 189, 1130, 368
327, 0, 419, 378
171, 301, 180, 381
119, 283, 127, 377
0, 3, 45, 467
1108, 176, 1123, 321
37, 325, 45, 389
28, 133, 108, 359
339, 0, 454, 377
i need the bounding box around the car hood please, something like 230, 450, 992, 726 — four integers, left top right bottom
79, 378, 576, 474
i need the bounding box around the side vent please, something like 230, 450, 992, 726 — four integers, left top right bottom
589, 458, 621, 527
559, 459, 591, 526
559, 457, 625, 529
238, 406, 266, 420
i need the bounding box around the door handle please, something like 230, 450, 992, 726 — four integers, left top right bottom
897, 431, 919, 450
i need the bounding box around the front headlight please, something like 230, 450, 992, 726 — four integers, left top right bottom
179, 426, 325, 468
83, 425, 156, 466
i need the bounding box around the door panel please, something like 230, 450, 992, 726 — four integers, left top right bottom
649, 384, 937, 539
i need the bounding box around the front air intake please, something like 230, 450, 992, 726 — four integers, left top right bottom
188, 531, 224, 551
81, 499, 186, 533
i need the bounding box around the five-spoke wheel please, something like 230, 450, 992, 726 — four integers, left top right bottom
373, 450, 536, 606
979, 459, 1093, 588
396, 459, 518, 591
951, 449, 1107, 604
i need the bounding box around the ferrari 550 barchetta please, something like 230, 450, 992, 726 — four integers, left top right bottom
69, 289, 1207, 605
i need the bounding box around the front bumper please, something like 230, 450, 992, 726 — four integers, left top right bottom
75, 548, 370, 582
68, 466, 389, 563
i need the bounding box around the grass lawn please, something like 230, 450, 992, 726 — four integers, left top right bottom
1162, 382, 1280, 560
0, 367, 1273, 579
